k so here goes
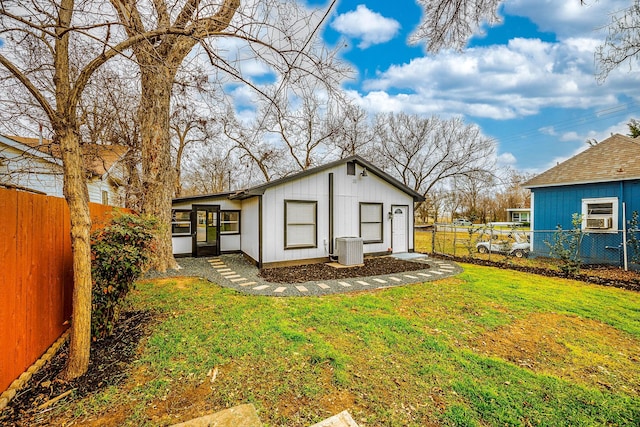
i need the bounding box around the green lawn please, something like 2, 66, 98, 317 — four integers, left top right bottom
60, 264, 640, 426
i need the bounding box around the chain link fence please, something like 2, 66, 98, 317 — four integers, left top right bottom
415, 224, 640, 269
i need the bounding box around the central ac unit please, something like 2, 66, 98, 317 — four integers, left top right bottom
336, 237, 364, 266
586, 217, 612, 229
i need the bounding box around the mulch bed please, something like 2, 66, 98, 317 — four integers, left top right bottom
0, 310, 156, 427
434, 253, 640, 292
259, 256, 430, 283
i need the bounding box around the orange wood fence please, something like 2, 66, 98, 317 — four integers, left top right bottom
0, 188, 128, 394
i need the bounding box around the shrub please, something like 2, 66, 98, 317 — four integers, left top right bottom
91, 212, 157, 340
544, 213, 584, 276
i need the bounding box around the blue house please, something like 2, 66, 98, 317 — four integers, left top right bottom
523, 134, 640, 266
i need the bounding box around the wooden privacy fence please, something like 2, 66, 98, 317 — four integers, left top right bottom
0, 187, 127, 394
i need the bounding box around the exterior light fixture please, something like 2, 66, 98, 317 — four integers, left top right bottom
360, 167, 368, 177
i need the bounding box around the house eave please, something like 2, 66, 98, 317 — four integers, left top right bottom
172, 191, 237, 204
523, 176, 640, 189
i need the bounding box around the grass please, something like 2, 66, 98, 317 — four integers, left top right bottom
52, 265, 640, 427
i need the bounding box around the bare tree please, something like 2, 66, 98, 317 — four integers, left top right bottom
330, 103, 376, 158
224, 80, 347, 181
264, 83, 340, 172
222, 106, 286, 182
375, 113, 496, 205
453, 171, 495, 223
109, 0, 349, 271
0, 0, 202, 379
181, 146, 237, 195
170, 69, 224, 197
596, 1, 640, 81
411, 1, 637, 83
410, 0, 502, 52
77, 65, 143, 209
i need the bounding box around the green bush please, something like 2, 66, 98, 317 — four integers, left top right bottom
91, 212, 157, 340
544, 213, 584, 276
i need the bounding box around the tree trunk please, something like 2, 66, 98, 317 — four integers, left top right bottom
58, 128, 93, 380
139, 67, 178, 271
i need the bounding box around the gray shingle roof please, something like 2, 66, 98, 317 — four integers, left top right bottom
523, 134, 640, 188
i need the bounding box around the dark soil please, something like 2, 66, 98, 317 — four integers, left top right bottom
0, 310, 156, 427
436, 254, 640, 292
259, 256, 430, 283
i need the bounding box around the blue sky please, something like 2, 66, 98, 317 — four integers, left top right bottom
319, 0, 640, 174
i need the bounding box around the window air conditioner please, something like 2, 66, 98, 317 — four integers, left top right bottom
586, 217, 612, 229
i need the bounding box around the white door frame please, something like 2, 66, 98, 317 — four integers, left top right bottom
391, 205, 409, 253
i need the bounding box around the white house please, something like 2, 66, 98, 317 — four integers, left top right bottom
172, 156, 425, 268
0, 134, 128, 206
506, 208, 531, 223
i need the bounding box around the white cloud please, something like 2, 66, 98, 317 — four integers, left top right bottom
331, 5, 400, 49
503, 0, 629, 40
354, 37, 640, 120
497, 152, 517, 165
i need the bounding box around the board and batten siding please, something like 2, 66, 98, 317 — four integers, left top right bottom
531, 180, 640, 263
260, 162, 415, 264
332, 165, 414, 255
261, 171, 329, 264
240, 196, 260, 262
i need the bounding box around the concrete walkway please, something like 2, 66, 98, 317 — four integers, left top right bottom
145, 253, 462, 297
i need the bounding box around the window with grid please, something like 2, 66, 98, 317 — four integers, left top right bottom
171, 210, 191, 235
360, 202, 383, 243
220, 211, 240, 234
285, 200, 317, 249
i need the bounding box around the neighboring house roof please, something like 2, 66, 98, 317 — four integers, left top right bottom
0, 134, 62, 166
5, 135, 128, 177
523, 134, 640, 188
173, 156, 426, 204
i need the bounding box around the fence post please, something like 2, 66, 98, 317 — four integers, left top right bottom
623, 202, 628, 271
431, 225, 436, 255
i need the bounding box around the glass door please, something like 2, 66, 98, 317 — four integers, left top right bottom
192, 205, 220, 257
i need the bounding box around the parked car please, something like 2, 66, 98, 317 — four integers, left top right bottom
476, 232, 530, 258
453, 218, 472, 226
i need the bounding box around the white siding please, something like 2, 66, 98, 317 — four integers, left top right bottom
241, 197, 260, 262
87, 178, 124, 206
332, 163, 414, 255
172, 236, 192, 255
0, 144, 63, 196
261, 162, 416, 264
172, 197, 244, 255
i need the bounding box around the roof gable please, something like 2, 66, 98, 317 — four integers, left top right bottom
523, 134, 640, 188
230, 156, 425, 202
173, 156, 425, 203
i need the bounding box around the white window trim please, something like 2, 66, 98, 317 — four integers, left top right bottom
220, 210, 240, 235
581, 197, 618, 232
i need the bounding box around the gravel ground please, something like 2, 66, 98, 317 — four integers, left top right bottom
141, 254, 463, 297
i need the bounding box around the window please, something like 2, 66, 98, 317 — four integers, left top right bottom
220, 211, 240, 234
582, 197, 618, 231
101, 190, 109, 205
360, 203, 383, 243
172, 210, 191, 235
285, 200, 317, 249
347, 161, 356, 176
